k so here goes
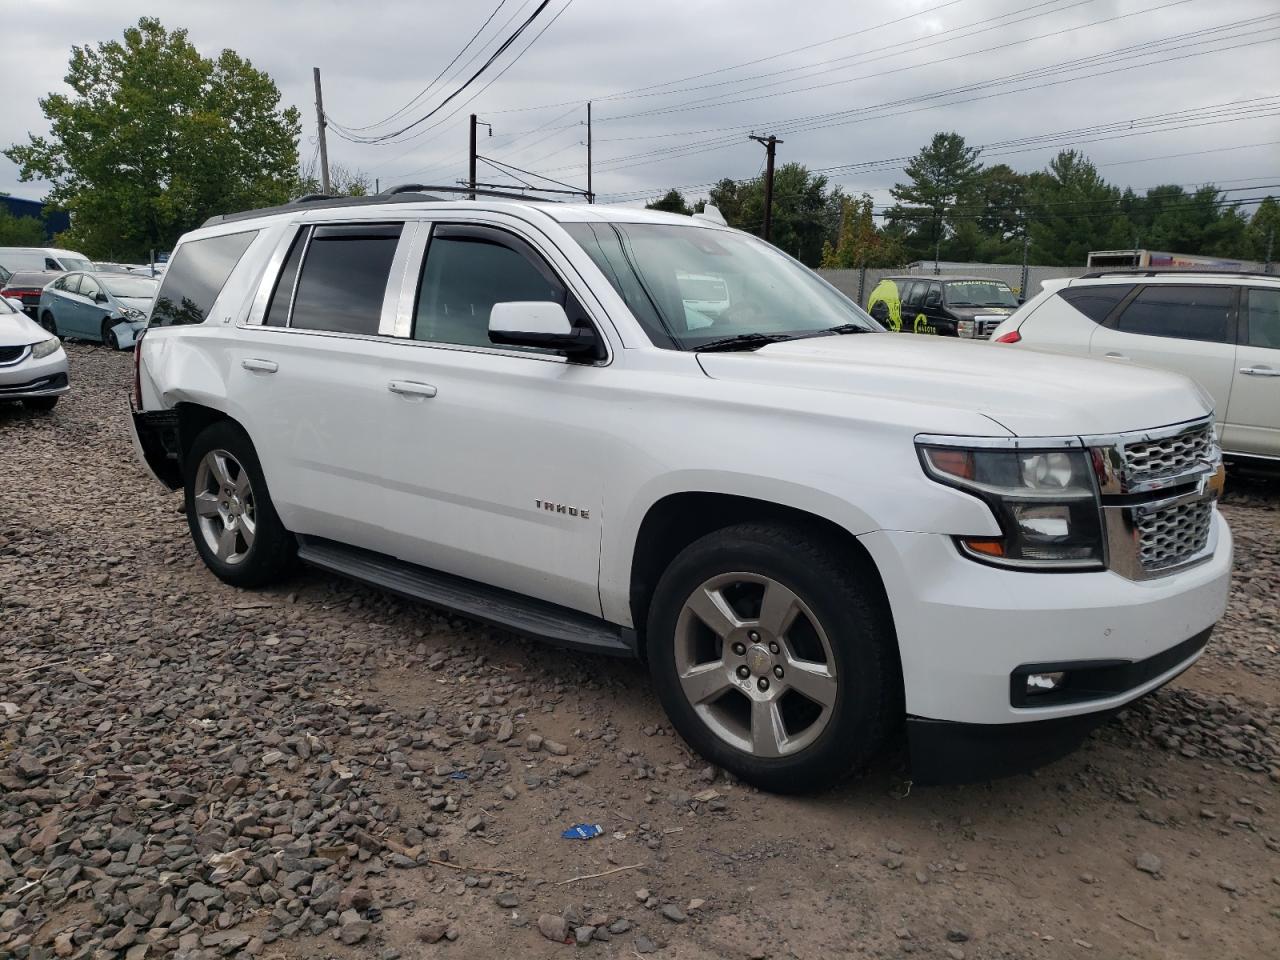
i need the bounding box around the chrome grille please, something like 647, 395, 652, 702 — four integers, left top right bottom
0, 345, 29, 366
1135, 500, 1212, 571
1121, 423, 1214, 485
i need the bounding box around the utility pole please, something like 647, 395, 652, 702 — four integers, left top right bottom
468, 114, 492, 199
1020, 226, 1030, 301
1266, 226, 1275, 275
469, 113, 478, 200
312, 67, 330, 195
586, 102, 593, 204
749, 134, 782, 242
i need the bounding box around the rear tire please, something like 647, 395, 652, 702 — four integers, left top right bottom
184, 420, 296, 588
23, 396, 58, 412
646, 522, 898, 793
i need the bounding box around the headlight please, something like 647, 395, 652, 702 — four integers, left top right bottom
124, 308, 145, 321
30, 337, 62, 359
918, 442, 1105, 570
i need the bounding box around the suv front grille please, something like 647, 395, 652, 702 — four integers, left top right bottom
1135, 499, 1213, 571
1121, 423, 1214, 485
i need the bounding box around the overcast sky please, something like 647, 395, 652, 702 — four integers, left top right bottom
3, 0, 1277, 212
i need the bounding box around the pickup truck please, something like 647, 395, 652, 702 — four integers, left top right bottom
129, 188, 1232, 792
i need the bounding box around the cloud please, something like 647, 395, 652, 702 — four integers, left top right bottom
3, 0, 1277, 211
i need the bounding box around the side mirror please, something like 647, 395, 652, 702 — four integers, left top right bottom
489, 301, 601, 359
95, 292, 108, 304
4, 297, 24, 312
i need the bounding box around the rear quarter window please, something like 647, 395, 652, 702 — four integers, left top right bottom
150, 231, 258, 327
1056, 284, 1134, 323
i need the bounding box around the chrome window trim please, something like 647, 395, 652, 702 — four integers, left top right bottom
380, 221, 418, 337
393, 222, 429, 339
396, 215, 615, 368
244, 223, 302, 327
915, 433, 1084, 450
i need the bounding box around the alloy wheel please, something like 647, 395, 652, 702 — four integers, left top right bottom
192, 449, 257, 565
674, 572, 838, 758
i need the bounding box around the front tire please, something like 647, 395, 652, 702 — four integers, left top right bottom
40, 312, 58, 336
23, 396, 58, 412
184, 420, 296, 588
647, 523, 898, 793
101, 319, 120, 350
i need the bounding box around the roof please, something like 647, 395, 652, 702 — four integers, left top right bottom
201, 188, 723, 231
3, 270, 62, 284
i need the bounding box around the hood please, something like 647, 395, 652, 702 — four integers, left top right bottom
0, 309, 52, 347
697, 333, 1211, 437
116, 295, 155, 313
948, 304, 1016, 321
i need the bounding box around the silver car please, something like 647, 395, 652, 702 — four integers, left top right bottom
0, 295, 68, 411
38, 271, 158, 349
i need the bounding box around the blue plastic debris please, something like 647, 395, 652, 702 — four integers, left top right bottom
449, 771, 468, 780
561, 823, 604, 841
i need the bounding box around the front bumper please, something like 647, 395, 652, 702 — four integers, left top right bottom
859, 512, 1231, 779
0, 347, 70, 399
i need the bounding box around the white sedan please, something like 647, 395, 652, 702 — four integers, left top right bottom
0, 295, 68, 411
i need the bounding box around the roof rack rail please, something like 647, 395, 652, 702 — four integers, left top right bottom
202, 183, 556, 227
380, 183, 560, 202
1079, 269, 1277, 280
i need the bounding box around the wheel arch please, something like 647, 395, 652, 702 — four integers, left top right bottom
626, 491, 899, 673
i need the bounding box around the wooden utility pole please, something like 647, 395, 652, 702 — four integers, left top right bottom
586, 102, 593, 204
749, 134, 783, 242
312, 67, 331, 195
469, 113, 478, 200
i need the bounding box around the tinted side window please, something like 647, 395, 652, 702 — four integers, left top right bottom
924, 283, 942, 308
290, 224, 401, 336
903, 282, 924, 308
1057, 284, 1134, 323
151, 231, 258, 326
414, 229, 562, 349
1245, 288, 1280, 349
263, 228, 307, 327
1114, 285, 1233, 343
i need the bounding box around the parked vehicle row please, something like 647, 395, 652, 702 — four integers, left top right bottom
0, 245, 95, 274
867, 275, 1020, 338
127, 189, 1230, 792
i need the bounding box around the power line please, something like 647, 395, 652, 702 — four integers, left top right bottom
326, 0, 511, 133
329, 0, 552, 144
562, 23, 1280, 177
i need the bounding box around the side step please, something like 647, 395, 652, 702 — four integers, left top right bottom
296, 536, 635, 657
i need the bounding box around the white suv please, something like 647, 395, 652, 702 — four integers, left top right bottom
129, 189, 1232, 791
990, 271, 1280, 463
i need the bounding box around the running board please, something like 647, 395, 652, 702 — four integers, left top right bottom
296, 536, 634, 657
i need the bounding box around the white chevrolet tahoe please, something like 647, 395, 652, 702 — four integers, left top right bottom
129, 188, 1232, 792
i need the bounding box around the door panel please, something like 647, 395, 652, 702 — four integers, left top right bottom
1223, 287, 1280, 456
1089, 285, 1237, 433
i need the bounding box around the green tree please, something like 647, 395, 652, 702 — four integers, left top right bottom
1245, 196, 1279, 263
5, 17, 301, 260
0, 207, 47, 245
297, 162, 373, 198
708, 165, 841, 265
645, 188, 693, 215
820, 193, 904, 269
1026, 151, 1129, 266
886, 132, 982, 263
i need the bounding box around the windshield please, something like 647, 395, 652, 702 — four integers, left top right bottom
102, 276, 159, 299
60, 256, 95, 272
564, 222, 879, 349
945, 280, 1018, 307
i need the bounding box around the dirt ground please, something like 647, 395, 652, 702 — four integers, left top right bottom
2, 342, 1277, 960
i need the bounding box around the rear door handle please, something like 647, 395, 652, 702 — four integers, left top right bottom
1103, 351, 1129, 360
1240, 366, 1280, 377
241, 358, 278, 373
388, 380, 438, 398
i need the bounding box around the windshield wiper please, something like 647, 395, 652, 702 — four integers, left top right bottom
822, 323, 874, 335
694, 332, 797, 352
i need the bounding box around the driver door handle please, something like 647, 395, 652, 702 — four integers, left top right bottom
388, 380, 438, 398
241, 358, 278, 373
1104, 351, 1129, 360
1239, 365, 1280, 377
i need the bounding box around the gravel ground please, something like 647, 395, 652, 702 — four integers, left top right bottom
2, 342, 1277, 960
